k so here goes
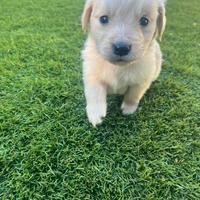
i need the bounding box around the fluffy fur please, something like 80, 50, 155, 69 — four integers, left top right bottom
82, 0, 167, 126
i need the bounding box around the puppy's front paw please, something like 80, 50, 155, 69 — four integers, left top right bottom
121, 102, 139, 115
86, 103, 106, 127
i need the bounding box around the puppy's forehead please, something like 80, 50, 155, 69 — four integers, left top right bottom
93, 0, 158, 16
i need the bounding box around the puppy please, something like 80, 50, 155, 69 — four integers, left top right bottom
82, 0, 167, 127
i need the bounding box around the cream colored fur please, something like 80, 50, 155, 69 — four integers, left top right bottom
82, 0, 167, 126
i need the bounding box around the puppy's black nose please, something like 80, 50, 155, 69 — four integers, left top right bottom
113, 42, 131, 56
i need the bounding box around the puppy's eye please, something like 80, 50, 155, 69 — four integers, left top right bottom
100, 16, 109, 24
140, 16, 149, 27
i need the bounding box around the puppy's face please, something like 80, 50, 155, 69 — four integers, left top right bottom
82, 0, 166, 65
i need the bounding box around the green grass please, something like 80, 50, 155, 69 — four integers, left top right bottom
0, 0, 199, 199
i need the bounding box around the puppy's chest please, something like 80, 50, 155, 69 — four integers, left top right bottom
106, 67, 137, 95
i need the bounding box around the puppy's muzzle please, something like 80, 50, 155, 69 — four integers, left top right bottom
113, 42, 132, 57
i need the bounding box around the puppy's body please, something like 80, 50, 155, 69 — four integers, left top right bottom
82, 0, 166, 126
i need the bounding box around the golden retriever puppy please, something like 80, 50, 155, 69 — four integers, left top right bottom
82, 0, 167, 127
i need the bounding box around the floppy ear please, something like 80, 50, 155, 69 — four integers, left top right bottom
157, 2, 167, 41
82, 0, 93, 32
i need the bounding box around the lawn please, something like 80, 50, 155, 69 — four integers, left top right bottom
0, 0, 199, 199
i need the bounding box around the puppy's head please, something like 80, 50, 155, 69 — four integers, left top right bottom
82, 0, 166, 65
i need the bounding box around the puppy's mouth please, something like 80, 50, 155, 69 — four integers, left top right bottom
113, 59, 128, 65
109, 57, 137, 66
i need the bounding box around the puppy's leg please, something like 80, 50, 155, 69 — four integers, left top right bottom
121, 83, 151, 115
85, 80, 107, 127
